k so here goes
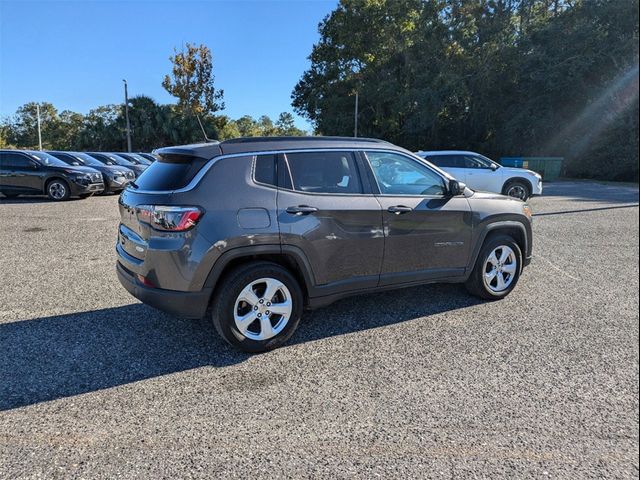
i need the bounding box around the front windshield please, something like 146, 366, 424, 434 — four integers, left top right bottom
28, 151, 69, 167
72, 153, 104, 167
128, 153, 151, 165
105, 154, 135, 166
473, 154, 500, 169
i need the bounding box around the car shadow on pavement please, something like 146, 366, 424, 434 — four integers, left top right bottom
0, 284, 479, 411
0, 195, 89, 204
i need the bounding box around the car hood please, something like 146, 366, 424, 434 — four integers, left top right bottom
500, 167, 540, 177
99, 165, 131, 173
468, 190, 523, 202
49, 165, 101, 175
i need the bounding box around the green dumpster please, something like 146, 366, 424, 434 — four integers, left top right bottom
500, 157, 563, 181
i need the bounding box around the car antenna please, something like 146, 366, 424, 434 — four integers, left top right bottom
195, 113, 216, 143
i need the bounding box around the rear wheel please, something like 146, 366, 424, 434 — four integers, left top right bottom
212, 262, 303, 353
503, 181, 530, 200
465, 234, 522, 300
46, 179, 70, 201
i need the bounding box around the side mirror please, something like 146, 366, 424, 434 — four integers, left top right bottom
490, 164, 499, 171
448, 179, 466, 196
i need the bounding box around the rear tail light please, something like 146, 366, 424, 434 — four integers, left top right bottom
136, 205, 203, 231
136, 274, 156, 288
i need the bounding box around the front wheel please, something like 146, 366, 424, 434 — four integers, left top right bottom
47, 179, 70, 201
465, 235, 522, 300
504, 181, 530, 200
212, 262, 303, 353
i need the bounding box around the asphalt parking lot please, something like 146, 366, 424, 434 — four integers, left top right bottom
1, 181, 638, 478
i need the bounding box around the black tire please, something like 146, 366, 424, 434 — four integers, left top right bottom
78, 193, 94, 199
503, 180, 531, 200
46, 179, 70, 201
465, 234, 523, 300
211, 261, 304, 353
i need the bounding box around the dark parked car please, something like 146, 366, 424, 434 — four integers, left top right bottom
117, 137, 533, 352
87, 152, 147, 177
136, 152, 158, 163
0, 149, 104, 200
113, 152, 152, 166
48, 151, 136, 194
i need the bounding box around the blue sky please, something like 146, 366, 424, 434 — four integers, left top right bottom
0, 0, 338, 130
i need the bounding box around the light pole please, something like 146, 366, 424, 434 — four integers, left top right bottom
123, 79, 132, 152
36, 103, 43, 150
354, 90, 359, 138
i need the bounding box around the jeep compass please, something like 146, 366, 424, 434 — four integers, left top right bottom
117, 137, 533, 352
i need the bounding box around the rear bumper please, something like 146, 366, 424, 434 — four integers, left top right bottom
116, 261, 212, 319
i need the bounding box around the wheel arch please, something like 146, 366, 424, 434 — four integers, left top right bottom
502, 176, 533, 196
468, 221, 530, 275
44, 175, 70, 192
203, 245, 316, 307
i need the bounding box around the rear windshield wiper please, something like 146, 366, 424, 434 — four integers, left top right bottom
129, 181, 139, 189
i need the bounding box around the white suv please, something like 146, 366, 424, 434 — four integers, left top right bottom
416, 150, 543, 200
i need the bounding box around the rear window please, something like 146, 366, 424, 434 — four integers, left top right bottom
133, 154, 209, 191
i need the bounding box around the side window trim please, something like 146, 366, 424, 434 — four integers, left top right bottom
362, 150, 448, 198
356, 150, 381, 195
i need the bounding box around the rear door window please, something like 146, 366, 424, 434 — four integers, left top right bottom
284, 151, 363, 194
428, 155, 464, 168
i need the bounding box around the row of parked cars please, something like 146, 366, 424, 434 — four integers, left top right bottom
0, 150, 157, 200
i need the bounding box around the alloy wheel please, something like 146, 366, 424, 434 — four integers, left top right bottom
483, 245, 517, 293
507, 184, 527, 200
49, 182, 66, 200
233, 277, 293, 341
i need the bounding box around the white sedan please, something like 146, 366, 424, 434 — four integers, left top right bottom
416, 150, 543, 200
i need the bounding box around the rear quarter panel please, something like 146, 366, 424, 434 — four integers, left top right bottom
167, 155, 280, 290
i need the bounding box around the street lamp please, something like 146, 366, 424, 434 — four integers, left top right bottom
36, 103, 43, 150
354, 90, 359, 138
123, 79, 132, 152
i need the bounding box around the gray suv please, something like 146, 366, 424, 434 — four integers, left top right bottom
117, 137, 533, 352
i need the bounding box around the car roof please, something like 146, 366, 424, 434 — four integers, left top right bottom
154, 136, 405, 160
416, 150, 479, 156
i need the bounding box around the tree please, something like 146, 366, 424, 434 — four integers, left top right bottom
6, 102, 60, 149
162, 43, 224, 116
276, 112, 306, 136
76, 105, 123, 151
292, 0, 639, 181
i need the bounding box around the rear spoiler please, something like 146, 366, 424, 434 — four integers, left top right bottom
153, 141, 222, 162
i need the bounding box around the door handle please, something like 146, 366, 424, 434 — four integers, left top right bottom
286, 205, 318, 215
387, 205, 413, 214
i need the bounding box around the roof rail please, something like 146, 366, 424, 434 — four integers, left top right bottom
221, 136, 390, 144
